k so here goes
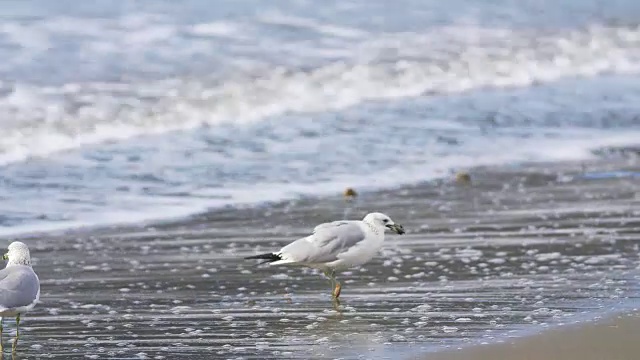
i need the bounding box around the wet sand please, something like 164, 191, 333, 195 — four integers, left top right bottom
425, 311, 640, 360
5, 149, 640, 359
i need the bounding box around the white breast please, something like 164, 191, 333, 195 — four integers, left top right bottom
327, 222, 385, 270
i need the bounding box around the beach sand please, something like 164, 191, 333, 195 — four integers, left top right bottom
425, 311, 640, 360
6, 148, 640, 359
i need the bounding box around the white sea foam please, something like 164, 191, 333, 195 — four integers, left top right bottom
2, 127, 639, 238
190, 22, 243, 38
1, 24, 640, 165
257, 12, 368, 38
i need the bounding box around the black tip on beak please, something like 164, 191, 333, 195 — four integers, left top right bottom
386, 224, 405, 234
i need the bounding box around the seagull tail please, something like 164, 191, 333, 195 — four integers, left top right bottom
244, 252, 282, 265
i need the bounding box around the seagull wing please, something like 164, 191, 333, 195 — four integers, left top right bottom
0, 266, 40, 311
279, 221, 367, 264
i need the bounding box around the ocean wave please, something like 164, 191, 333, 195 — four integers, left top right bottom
1, 24, 640, 165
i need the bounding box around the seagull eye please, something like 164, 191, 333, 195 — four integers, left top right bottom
382, 219, 389, 224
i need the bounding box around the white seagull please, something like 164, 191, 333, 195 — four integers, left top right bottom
0, 241, 40, 353
245, 212, 405, 299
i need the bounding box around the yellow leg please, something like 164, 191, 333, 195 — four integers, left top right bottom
0, 317, 3, 352
323, 269, 339, 298
332, 282, 342, 298
11, 314, 19, 353
325, 269, 342, 299
332, 296, 341, 310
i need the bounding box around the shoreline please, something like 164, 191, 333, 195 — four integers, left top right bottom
8, 145, 640, 242
423, 309, 640, 360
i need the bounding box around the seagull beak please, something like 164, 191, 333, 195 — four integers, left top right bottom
2, 253, 7, 260
386, 223, 405, 234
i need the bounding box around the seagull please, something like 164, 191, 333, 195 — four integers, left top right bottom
0, 241, 40, 353
245, 212, 405, 300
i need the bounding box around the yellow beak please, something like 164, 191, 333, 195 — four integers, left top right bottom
2, 253, 8, 260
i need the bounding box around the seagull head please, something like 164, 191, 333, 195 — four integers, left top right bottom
3, 241, 32, 266
363, 212, 405, 234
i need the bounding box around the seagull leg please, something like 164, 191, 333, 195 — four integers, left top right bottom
332, 282, 342, 298
330, 270, 342, 299
323, 269, 334, 293
0, 317, 3, 353
11, 314, 19, 353
332, 296, 341, 309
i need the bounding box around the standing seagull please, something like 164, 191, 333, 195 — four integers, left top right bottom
0, 241, 40, 353
245, 212, 405, 299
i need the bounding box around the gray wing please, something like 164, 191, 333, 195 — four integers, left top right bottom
0, 266, 40, 310
280, 221, 367, 264
0, 268, 12, 283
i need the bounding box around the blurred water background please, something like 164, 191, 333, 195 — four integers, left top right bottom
1, 0, 640, 235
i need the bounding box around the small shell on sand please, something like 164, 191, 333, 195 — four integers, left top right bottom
454, 172, 472, 185
343, 187, 358, 201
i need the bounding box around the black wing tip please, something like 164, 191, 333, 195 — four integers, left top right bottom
244, 253, 282, 262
